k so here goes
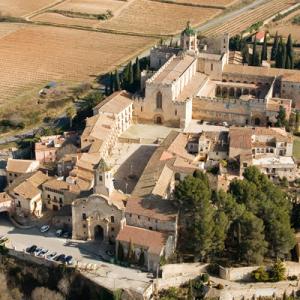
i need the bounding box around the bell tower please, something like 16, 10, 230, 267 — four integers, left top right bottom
180, 21, 198, 54
94, 159, 114, 196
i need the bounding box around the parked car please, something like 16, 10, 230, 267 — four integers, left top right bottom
54, 254, 66, 263
46, 252, 57, 261
65, 255, 74, 265
26, 245, 37, 254
37, 249, 48, 257
62, 231, 70, 238
105, 249, 114, 257
40, 225, 50, 233
34, 247, 42, 256
56, 229, 63, 237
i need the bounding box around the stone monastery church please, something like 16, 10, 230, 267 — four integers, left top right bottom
133, 22, 300, 129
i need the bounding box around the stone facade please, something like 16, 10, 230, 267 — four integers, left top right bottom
133, 23, 299, 129
72, 194, 125, 242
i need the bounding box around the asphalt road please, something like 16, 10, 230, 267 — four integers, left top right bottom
0, 214, 151, 292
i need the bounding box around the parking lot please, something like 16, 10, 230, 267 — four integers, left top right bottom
0, 214, 152, 292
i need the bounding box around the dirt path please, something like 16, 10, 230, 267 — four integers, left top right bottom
23, 0, 68, 20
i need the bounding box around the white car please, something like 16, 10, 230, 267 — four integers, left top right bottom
40, 225, 50, 233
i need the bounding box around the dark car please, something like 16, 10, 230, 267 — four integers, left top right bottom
62, 231, 71, 238
54, 254, 66, 263
65, 255, 74, 265
26, 245, 37, 254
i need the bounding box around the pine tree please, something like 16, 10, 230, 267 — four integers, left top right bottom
261, 32, 268, 62
285, 34, 294, 69
271, 31, 279, 60
114, 70, 121, 91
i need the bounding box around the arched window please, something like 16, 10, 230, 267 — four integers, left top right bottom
156, 91, 162, 109
111, 216, 115, 223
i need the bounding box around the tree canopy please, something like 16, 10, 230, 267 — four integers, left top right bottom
175, 167, 295, 264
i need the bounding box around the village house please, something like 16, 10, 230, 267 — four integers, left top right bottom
229, 127, 297, 181
71, 91, 133, 189
35, 132, 78, 164
42, 178, 86, 211
116, 225, 174, 272
6, 158, 40, 185
0, 192, 12, 213
7, 171, 49, 218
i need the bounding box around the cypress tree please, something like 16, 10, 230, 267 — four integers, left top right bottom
129, 61, 134, 86
271, 31, 279, 60
114, 69, 121, 91
285, 34, 294, 69
134, 57, 141, 87
251, 37, 259, 66
261, 32, 268, 62
109, 72, 114, 94
281, 41, 287, 69
275, 38, 283, 68
122, 62, 130, 89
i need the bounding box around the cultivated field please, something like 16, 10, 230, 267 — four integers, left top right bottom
52, 0, 128, 15
0, 24, 154, 120
202, 0, 298, 37
167, 0, 240, 9
0, 0, 58, 17
98, 0, 222, 35
32, 12, 100, 28
267, 10, 300, 42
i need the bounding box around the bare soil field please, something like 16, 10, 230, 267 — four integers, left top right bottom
98, 0, 222, 35
166, 0, 240, 9
32, 12, 100, 28
0, 24, 154, 120
52, 0, 128, 15
266, 10, 300, 42
0, 0, 59, 17
202, 0, 298, 36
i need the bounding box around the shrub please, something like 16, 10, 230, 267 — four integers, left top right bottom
216, 283, 224, 290
201, 273, 210, 283
252, 266, 269, 282
287, 275, 298, 281
269, 261, 286, 282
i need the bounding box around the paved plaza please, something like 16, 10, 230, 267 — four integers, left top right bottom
0, 214, 152, 293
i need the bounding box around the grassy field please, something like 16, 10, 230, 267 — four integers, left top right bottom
294, 136, 300, 160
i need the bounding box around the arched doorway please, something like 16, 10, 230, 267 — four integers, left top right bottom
94, 225, 104, 241
155, 115, 162, 124
254, 117, 261, 126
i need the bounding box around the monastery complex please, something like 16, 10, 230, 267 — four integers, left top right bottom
2, 23, 300, 275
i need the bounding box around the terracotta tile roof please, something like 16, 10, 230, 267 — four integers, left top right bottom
125, 196, 177, 222
116, 225, 167, 255
229, 127, 293, 150
6, 158, 39, 173
12, 171, 48, 200
153, 55, 196, 85
95, 90, 132, 114
223, 64, 300, 82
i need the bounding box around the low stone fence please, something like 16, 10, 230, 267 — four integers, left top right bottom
157, 263, 208, 290
219, 261, 300, 281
